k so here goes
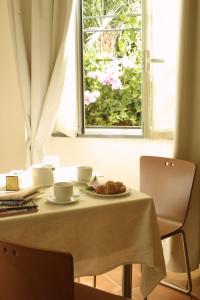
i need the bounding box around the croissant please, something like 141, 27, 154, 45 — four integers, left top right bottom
95, 181, 126, 195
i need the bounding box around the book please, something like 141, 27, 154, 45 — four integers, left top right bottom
0, 198, 38, 206
0, 200, 38, 217
0, 204, 38, 212
0, 207, 38, 217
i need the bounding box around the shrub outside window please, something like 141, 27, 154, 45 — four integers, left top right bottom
81, 0, 143, 136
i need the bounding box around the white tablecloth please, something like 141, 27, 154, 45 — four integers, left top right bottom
0, 187, 166, 297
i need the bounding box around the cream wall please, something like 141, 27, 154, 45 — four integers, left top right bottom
0, 0, 173, 178
0, 0, 25, 172
46, 137, 174, 188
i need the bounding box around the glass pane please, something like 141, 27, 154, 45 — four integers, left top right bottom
82, 0, 142, 128
150, 0, 181, 136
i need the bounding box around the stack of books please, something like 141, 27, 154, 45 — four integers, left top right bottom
0, 187, 40, 217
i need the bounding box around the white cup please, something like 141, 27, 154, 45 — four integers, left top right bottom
76, 166, 93, 182
31, 164, 54, 187
54, 182, 73, 202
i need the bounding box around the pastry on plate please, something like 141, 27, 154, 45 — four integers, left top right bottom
94, 181, 126, 195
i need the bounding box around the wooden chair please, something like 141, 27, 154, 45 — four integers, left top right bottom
0, 240, 130, 300
140, 155, 196, 294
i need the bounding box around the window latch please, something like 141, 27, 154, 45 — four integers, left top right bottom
144, 49, 150, 72
144, 50, 165, 72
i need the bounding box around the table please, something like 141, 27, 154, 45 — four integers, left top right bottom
0, 186, 166, 298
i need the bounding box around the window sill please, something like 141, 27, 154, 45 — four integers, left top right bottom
80, 127, 143, 138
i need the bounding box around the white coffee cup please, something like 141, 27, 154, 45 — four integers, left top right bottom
31, 164, 54, 187
54, 182, 73, 202
76, 166, 93, 182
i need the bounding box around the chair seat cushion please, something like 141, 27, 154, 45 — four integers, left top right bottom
158, 217, 182, 238
74, 282, 129, 300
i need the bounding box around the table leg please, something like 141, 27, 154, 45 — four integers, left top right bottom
122, 264, 132, 298
93, 275, 97, 288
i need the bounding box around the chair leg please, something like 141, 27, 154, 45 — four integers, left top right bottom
181, 230, 192, 293
160, 231, 192, 294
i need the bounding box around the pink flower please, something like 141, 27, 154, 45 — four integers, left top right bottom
107, 64, 122, 77
86, 59, 123, 91
111, 78, 122, 90
100, 68, 122, 90
84, 90, 100, 105
97, 72, 107, 84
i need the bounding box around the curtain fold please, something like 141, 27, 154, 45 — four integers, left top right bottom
7, 0, 74, 165
168, 0, 200, 272
53, 0, 79, 138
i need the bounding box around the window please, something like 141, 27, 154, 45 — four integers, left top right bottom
54, 0, 181, 139
80, 0, 143, 136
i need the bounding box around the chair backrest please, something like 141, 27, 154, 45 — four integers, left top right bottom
0, 241, 74, 300
140, 156, 196, 224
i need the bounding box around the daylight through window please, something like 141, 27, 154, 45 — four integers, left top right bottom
81, 0, 143, 135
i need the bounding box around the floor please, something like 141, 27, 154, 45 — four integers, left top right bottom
78, 264, 200, 300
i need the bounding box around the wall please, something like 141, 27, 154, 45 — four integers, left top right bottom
46, 137, 174, 188
0, 0, 25, 172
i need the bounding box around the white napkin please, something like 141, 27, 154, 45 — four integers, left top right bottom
0, 187, 40, 201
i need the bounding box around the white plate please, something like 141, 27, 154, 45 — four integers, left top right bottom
84, 188, 130, 198
46, 195, 80, 205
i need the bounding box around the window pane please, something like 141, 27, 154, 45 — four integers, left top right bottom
82, 0, 142, 129
149, 0, 181, 138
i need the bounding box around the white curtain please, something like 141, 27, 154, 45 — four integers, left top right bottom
53, 2, 79, 139
167, 0, 200, 272
7, 0, 74, 165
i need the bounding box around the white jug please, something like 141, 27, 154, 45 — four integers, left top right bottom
31, 164, 54, 187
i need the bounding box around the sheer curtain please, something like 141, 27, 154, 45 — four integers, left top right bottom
7, 0, 74, 165
168, 0, 200, 272
53, 3, 79, 139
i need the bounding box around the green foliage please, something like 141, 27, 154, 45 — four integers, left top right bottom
83, 0, 142, 127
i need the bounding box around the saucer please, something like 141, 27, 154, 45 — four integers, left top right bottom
46, 195, 80, 205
